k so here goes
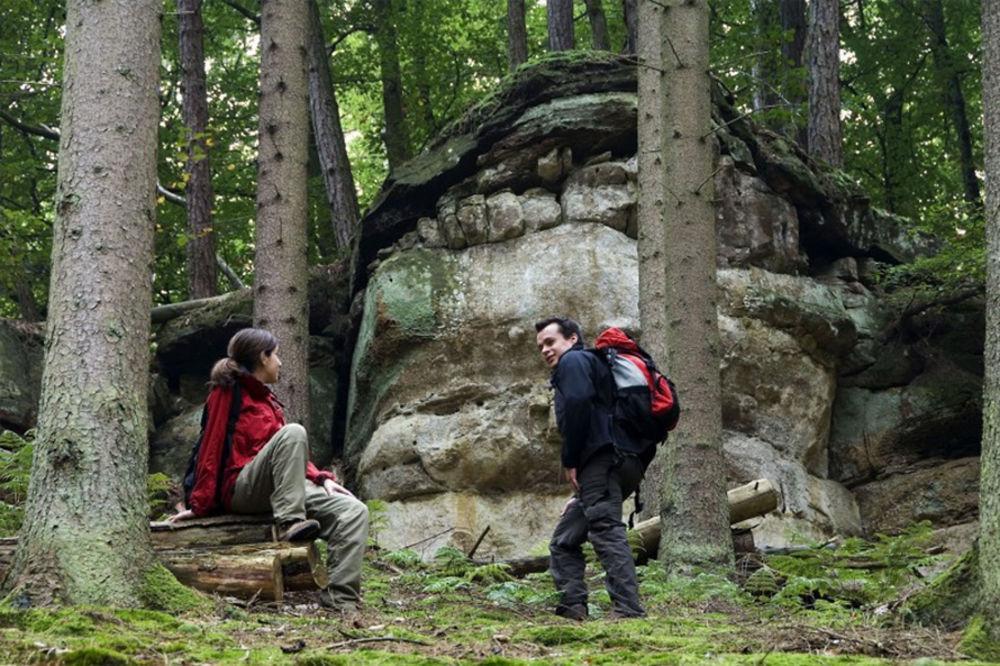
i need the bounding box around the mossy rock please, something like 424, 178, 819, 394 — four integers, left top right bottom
903, 543, 980, 628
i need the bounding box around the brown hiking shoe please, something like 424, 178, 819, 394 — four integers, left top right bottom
273, 518, 320, 542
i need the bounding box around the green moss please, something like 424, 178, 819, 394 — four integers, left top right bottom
903, 544, 980, 628
959, 615, 1000, 661
59, 646, 134, 665
145, 472, 173, 520
138, 564, 211, 614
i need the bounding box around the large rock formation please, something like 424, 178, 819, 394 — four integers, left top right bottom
343, 54, 976, 558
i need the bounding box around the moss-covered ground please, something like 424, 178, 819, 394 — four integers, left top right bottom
1, 521, 998, 665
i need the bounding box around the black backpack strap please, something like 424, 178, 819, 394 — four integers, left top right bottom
628, 482, 643, 530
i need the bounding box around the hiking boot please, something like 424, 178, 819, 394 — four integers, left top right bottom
606, 607, 646, 621
554, 603, 588, 621
319, 590, 362, 624
273, 518, 320, 542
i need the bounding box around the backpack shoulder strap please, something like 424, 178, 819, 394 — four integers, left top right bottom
212, 381, 242, 506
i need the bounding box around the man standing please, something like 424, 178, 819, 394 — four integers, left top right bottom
535, 316, 646, 620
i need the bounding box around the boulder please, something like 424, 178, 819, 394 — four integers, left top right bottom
346, 223, 639, 557
149, 404, 202, 481
0, 320, 43, 432
852, 457, 980, 534
714, 157, 805, 273
561, 160, 636, 232
717, 268, 858, 367
829, 365, 982, 485
723, 431, 862, 549
719, 314, 835, 476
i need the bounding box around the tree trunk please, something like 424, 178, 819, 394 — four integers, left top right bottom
306, 0, 359, 251
752, 0, 781, 112
179, 0, 217, 299
781, 0, 808, 147
637, 0, 733, 572
584, 0, 611, 50
547, 0, 574, 51
507, 0, 529, 71
374, 0, 410, 171
806, 0, 842, 166
623, 0, 638, 55
979, 0, 1000, 638
254, 0, 311, 426
3, 0, 161, 606
923, 0, 981, 206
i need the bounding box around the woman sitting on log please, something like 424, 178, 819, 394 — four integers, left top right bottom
169, 327, 369, 613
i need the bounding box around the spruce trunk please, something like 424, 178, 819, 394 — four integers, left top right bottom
806, 0, 842, 166
584, 0, 611, 51
547, 0, 574, 51
306, 0, 359, 251
923, 0, 981, 206
978, 0, 1000, 638
507, 0, 529, 71
637, 0, 733, 572
179, 0, 217, 299
623, 0, 638, 55
4, 0, 162, 606
255, 0, 311, 425
374, 0, 409, 171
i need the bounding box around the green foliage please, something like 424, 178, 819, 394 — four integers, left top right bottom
0, 429, 33, 536
763, 523, 938, 611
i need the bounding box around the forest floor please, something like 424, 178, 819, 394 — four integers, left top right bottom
0, 522, 995, 665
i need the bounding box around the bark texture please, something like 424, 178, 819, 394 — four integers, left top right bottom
584, 0, 611, 50
923, 0, 981, 206
980, 0, 1000, 636
623, 0, 638, 55
307, 0, 359, 251
507, 0, 529, 71
781, 0, 808, 147
179, 0, 217, 299
806, 0, 842, 166
5, 0, 162, 606
547, 0, 575, 52
254, 0, 311, 425
637, 0, 733, 571
374, 0, 410, 170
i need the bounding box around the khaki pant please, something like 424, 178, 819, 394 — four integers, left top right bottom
230, 424, 369, 608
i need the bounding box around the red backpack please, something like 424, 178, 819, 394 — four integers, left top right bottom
591, 327, 680, 450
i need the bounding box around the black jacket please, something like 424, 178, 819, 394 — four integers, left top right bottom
550, 345, 615, 468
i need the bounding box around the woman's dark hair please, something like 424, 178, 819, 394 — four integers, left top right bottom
534, 316, 585, 346
209, 328, 278, 386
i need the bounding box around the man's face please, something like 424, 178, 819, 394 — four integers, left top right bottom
536, 322, 578, 369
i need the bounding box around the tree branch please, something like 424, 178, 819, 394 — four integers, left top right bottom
221, 0, 260, 25
0, 109, 59, 141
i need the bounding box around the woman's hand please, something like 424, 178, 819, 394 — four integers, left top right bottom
322, 478, 356, 499
167, 508, 195, 523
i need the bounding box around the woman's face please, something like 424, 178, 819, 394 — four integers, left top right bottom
258, 346, 281, 384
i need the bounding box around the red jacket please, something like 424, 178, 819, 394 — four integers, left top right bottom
188, 373, 335, 516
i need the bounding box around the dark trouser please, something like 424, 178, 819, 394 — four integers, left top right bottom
549, 448, 645, 617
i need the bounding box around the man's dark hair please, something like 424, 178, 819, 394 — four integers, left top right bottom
534, 316, 585, 346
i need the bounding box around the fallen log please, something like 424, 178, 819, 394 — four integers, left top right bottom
477, 478, 779, 576
150, 514, 274, 549
159, 542, 326, 602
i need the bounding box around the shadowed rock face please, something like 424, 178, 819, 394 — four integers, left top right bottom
0, 320, 42, 433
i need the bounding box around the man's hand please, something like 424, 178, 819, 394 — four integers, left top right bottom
323, 478, 356, 498
564, 467, 578, 492
561, 496, 577, 516
167, 508, 195, 523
